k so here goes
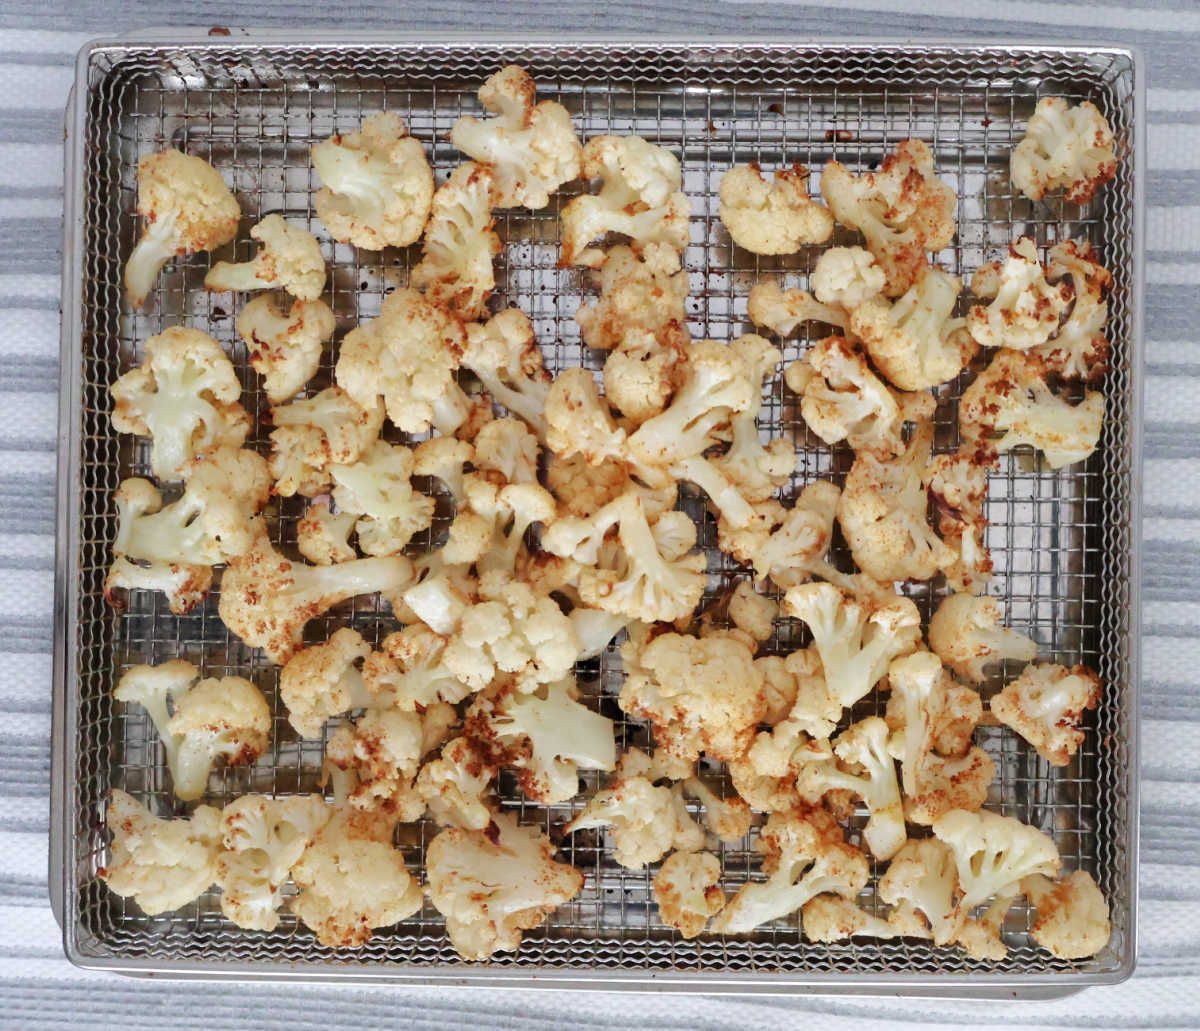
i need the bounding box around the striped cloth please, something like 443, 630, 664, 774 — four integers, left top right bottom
0, 4, 1191, 1028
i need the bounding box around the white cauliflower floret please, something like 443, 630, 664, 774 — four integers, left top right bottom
468, 676, 615, 803
362, 624, 474, 711
101, 789, 222, 915
728, 580, 778, 644
576, 242, 688, 351
967, 237, 1073, 350
934, 809, 1061, 921
1033, 238, 1112, 380
124, 149, 240, 308
681, 777, 752, 843
311, 110, 433, 249
802, 894, 907, 943
269, 386, 384, 498
411, 162, 500, 320
205, 214, 325, 298
396, 545, 477, 635
960, 349, 1105, 470
545, 366, 627, 466
218, 526, 413, 664
336, 286, 469, 436
114, 660, 270, 801
279, 628, 372, 738
923, 445, 997, 595
954, 889, 1019, 961
104, 557, 214, 616
545, 451, 675, 520
1023, 869, 1112, 959
785, 336, 934, 456
426, 811, 584, 960
811, 246, 887, 307
711, 807, 869, 933
415, 735, 498, 830
297, 499, 358, 565
1011, 96, 1118, 205
618, 630, 766, 762
463, 307, 552, 436
747, 281, 847, 337
783, 582, 920, 711
450, 64, 582, 208
329, 440, 435, 557
603, 328, 685, 425
565, 774, 703, 870
838, 420, 955, 582
654, 851, 725, 938
414, 435, 475, 505
851, 264, 977, 391
236, 294, 333, 404
216, 794, 330, 931
821, 139, 957, 297
990, 662, 1102, 767
472, 417, 539, 486
291, 811, 425, 947
878, 837, 959, 943
795, 717, 906, 860
719, 163, 833, 254
459, 473, 556, 580
748, 645, 840, 750
110, 326, 249, 480
929, 593, 1038, 684
561, 134, 691, 266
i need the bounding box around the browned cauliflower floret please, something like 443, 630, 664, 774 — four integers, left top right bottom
923, 444, 997, 595
967, 237, 1073, 351
654, 850, 726, 938
1033, 238, 1112, 381
747, 281, 847, 338
462, 307, 552, 437
719, 163, 833, 254
990, 662, 1102, 767
329, 440, 435, 557
204, 214, 326, 299
268, 386, 384, 498
236, 294, 335, 405
576, 242, 688, 352
1022, 869, 1112, 959
1011, 96, 1118, 205
415, 735, 498, 831
928, 592, 1038, 684
296, 499, 357, 565
279, 627, 372, 739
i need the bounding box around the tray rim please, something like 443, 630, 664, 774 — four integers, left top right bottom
51, 31, 1145, 993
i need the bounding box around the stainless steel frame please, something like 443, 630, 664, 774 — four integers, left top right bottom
53, 33, 1143, 994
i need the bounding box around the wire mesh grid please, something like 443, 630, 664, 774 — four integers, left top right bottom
62, 41, 1137, 983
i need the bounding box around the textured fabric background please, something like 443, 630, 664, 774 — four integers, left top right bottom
1, 2, 1193, 1027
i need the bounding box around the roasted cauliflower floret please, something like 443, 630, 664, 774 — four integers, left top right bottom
576, 242, 688, 351
462, 307, 552, 436
329, 440, 435, 557
923, 444, 997, 595
450, 64, 582, 209
1011, 96, 1118, 205
878, 837, 959, 943
236, 294, 335, 404
990, 662, 1102, 767
415, 735, 498, 830
810, 245, 888, 307
821, 139, 957, 296
719, 163, 833, 254
296, 499, 358, 565
278, 627, 372, 739
101, 789, 222, 915
311, 110, 433, 249
110, 326, 249, 480
361, 624, 474, 712
1023, 869, 1112, 959
967, 237, 1073, 351
1033, 238, 1112, 381
426, 812, 584, 960
747, 281, 847, 338
269, 386, 384, 498
654, 850, 726, 938
123, 149, 240, 308
802, 894, 906, 943
545, 366, 627, 467
205, 214, 325, 299
561, 134, 691, 267
928, 593, 1038, 684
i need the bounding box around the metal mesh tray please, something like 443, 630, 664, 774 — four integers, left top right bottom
53, 34, 1143, 992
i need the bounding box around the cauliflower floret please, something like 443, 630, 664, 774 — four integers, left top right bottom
279, 627, 372, 738
123, 149, 240, 308
838, 420, 955, 582
463, 307, 552, 436
821, 139, 957, 297
336, 286, 469, 436
269, 386, 384, 498
929, 593, 1038, 684
216, 794, 330, 931
1033, 238, 1112, 381
104, 557, 213, 616
565, 773, 703, 869
878, 837, 959, 943
748, 645, 840, 750
114, 660, 270, 801
290, 811, 424, 947
545, 452, 674, 519
618, 630, 766, 762
711, 807, 869, 934
459, 473, 557, 580
576, 243, 688, 352
990, 662, 1102, 767
680, 777, 752, 843
311, 110, 433, 249
960, 349, 1105, 470
415, 735, 498, 830
472, 417, 539, 486
933, 809, 1061, 920
545, 366, 627, 466
297, 499, 358, 565
654, 850, 725, 939
396, 546, 477, 635
110, 326, 249, 480
795, 717, 906, 860
101, 789, 222, 915
954, 889, 1019, 962
413, 435, 475, 505
603, 328, 686, 426
411, 162, 500, 320
850, 264, 977, 391
426, 811, 584, 960
967, 237, 1073, 350
205, 214, 325, 298
467, 676, 615, 803
361, 624, 474, 712
450, 64, 582, 208
923, 445, 997, 595
786, 336, 935, 457
328, 440, 435, 557
803, 895, 909, 943
236, 294, 334, 404
1011, 96, 1118, 205
811, 245, 887, 307
727, 580, 778, 644
747, 281, 847, 337
561, 134, 691, 267
783, 582, 921, 711
1023, 869, 1112, 960
218, 526, 413, 664
719, 162, 833, 254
